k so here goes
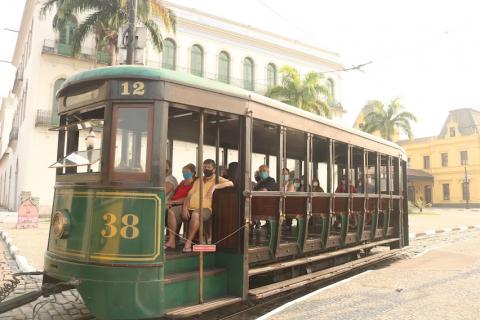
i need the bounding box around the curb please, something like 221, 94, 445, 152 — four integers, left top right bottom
0, 228, 37, 273
409, 224, 480, 239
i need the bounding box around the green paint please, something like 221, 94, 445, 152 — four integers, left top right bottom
356, 213, 365, 241
321, 216, 329, 248
164, 254, 215, 275
214, 253, 244, 296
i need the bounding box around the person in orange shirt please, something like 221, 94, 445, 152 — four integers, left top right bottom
182, 159, 233, 252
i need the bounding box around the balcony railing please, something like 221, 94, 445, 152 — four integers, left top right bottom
42, 39, 110, 65
35, 109, 59, 127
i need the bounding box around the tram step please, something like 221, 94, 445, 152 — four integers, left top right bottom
249, 238, 399, 276
164, 267, 226, 284
249, 248, 401, 299
165, 296, 242, 318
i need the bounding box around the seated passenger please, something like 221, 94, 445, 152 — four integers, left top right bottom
253, 165, 276, 229
223, 162, 240, 187
182, 159, 233, 252
335, 175, 357, 193
164, 163, 196, 249
282, 168, 295, 192
312, 177, 325, 192
165, 160, 178, 200
254, 164, 277, 191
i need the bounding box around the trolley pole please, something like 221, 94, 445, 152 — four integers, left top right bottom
126, 0, 137, 65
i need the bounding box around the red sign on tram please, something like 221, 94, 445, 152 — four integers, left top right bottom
192, 244, 216, 252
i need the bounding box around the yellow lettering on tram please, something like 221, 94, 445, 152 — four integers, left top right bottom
132, 82, 145, 95
101, 213, 118, 238
120, 81, 145, 96
120, 214, 140, 239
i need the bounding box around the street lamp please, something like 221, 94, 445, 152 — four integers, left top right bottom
463, 160, 470, 209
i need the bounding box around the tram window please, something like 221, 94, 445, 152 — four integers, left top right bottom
111, 106, 152, 180
393, 158, 400, 195
333, 142, 348, 192
285, 128, 306, 191
49, 107, 104, 174
367, 151, 377, 193
252, 119, 279, 184
351, 147, 364, 192
380, 155, 389, 193
311, 136, 328, 192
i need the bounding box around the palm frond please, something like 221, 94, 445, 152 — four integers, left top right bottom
142, 18, 163, 52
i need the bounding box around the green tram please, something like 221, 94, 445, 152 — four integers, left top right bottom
40, 66, 406, 318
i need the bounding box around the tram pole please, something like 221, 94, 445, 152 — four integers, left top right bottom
198, 111, 205, 304
126, 0, 137, 65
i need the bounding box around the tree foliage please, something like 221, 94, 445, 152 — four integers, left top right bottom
266, 65, 332, 118
40, 0, 176, 64
361, 98, 417, 140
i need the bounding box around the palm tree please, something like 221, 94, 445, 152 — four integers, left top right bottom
361, 98, 417, 140
40, 0, 176, 65
266, 65, 332, 118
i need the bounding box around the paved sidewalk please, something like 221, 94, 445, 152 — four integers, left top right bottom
408, 208, 480, 234
263, 229, 480, 320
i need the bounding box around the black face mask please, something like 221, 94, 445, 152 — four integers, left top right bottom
203, 169, 214, 177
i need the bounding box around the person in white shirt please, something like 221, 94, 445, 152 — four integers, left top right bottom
165, 160, 178, 201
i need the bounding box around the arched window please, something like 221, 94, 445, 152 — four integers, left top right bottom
190, 44, 204, 77
59, 16, 77, 45
243, 57, 254, 91
52, 78, 66, 123
218, 51, 230, 84
327, 78, 335, 101
162, 39, 176, 70
267, 63, 277, 88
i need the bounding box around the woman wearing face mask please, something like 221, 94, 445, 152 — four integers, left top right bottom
282, 168, 295, 192
312, 177, 324, 192
165, 163, 196, 249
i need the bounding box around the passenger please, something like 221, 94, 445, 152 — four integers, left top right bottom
335, 175, 357, 193
165, 160, 178, 200
225, 162, 240, 187
254, 164, 277, 191
282, 168, 295, 192
164, 163, 196, 249
253, 165, 277, 229
312, 177, 325, 192
293, 177, 302, 191
182, 159, 233, 252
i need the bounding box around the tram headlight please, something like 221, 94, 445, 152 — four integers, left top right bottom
52, 210, 71, 239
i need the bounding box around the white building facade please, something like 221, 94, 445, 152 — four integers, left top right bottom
0, 0, 344, 213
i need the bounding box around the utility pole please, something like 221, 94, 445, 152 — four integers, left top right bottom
126, 0, 137, 65
463, 161, 470, 209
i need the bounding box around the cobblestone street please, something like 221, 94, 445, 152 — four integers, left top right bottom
0, 240, 89, 320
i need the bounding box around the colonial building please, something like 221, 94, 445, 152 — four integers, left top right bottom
0, 0, 344, 213
398, 108, 480, 208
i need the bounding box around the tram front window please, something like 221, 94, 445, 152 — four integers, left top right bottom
50, 107, 104, 174
111, 105, 152, 181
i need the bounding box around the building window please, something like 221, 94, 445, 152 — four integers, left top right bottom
267, 63, 277, 88
441, 153, 448, 167
59, 17, 77, 45
449, 127, 455, 137
460, 150, 468, 165
423, 156, 430, 169
442, 184, 450, 200
327, 78, 335, 103
162, 39, 176, 70
462, 182, 470, 201
218, 51, 230, 84
190, 44, 204, 77
243, 57, 254, 91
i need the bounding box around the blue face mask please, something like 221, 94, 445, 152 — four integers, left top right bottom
183, 172, 193, 180
259, 171, 269, 180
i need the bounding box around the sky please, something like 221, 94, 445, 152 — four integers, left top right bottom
1, 0, 480, 138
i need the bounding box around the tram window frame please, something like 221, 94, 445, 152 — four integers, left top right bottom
50, 106, 105, 176
109, 104, 153, 182
252, 119, 280, 189
285, 128, 307, 192
366, 151, 378, 194
311, 135, 329, 193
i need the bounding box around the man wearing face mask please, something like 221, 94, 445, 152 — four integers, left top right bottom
182, 159, 233, 252
254, 164, 277, 191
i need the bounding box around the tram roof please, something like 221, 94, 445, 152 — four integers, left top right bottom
59, 65, 406, 158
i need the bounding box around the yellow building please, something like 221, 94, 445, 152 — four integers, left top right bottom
398, 108, 480, 207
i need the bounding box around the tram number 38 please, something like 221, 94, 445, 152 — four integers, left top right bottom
101, 213, 140, 240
